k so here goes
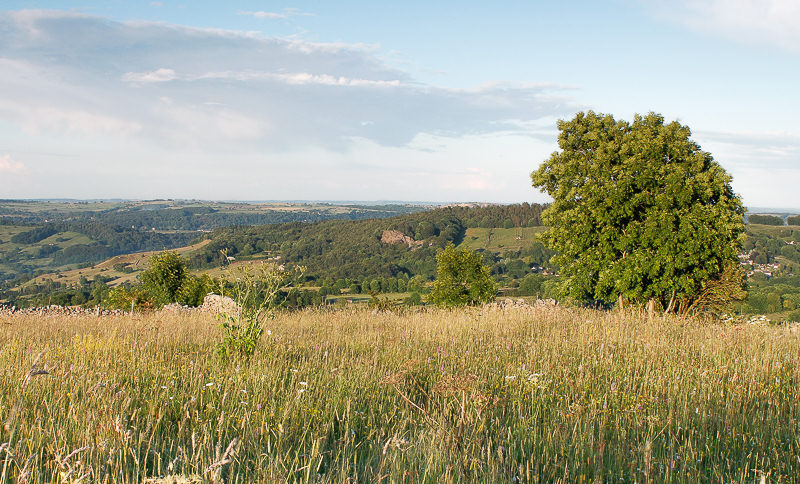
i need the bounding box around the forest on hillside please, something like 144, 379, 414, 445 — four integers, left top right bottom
189, 203, 547, 280
0, 200, 427, 283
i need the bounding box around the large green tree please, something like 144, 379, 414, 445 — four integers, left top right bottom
429, 244, 496, 307
531, 111, 745, 313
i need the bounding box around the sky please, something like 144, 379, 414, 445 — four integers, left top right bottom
0, 1, 798, 207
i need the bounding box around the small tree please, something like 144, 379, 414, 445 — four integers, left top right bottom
429, 244, 496, 307
140, 251, 188, 307
531, 111, 745, 313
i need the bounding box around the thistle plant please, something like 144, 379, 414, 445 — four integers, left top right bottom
213, 257, 296, 361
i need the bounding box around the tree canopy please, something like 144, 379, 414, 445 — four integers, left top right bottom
531, 111, 745, 313
140, 251, 188, 307
429, 244, 496, 307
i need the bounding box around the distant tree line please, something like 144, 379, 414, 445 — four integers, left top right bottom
0, 203, 426, 229
748, 214, 784, 226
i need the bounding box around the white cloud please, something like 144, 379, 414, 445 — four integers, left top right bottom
691, 128, 800, 208
238, 8, 313, 20
646, 0, 800, 51
0, 9, 573, 201
695, 129, 800, 165
240, 11, 287, 19
0, 10, 575, 151
192, 70, 402, 87
0, 154, 24, 174
0, 58, 143, 137
121, 68, 177, 83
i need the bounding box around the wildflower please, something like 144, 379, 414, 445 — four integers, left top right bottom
206, 382, 214, 387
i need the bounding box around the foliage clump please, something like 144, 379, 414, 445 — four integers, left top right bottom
429, 244, 496, 307
102, 251, 212, 310
140, 251, 188, 306
531, 111, 745, 313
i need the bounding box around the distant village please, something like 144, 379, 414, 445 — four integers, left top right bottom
740, 239, 797, 278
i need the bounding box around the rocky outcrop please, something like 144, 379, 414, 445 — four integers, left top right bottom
381, 230, 423, 249
199, 294, 240, 315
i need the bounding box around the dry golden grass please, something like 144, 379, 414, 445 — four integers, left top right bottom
0, 306, 798, 482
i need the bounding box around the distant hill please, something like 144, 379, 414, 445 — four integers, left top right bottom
0, 200, 429, 283
188, 203, 548, 282
1, 203, 551, 306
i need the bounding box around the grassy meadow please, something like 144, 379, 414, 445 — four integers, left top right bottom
0, 306, 798, 482
459, 227, 548, 253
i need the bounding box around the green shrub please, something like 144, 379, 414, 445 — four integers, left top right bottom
517, 273, 545, 297
140, 251, 188, 307
429, 244, 496, 307
102, 286, 154, 311
177, 274, 213, 307
404, 291, 422, 305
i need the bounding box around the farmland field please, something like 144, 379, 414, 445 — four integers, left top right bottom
459, 227, 548, 253
0, 306, 798, 482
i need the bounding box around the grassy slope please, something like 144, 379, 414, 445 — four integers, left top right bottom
23, 239, 212, 289
459, 226, 547, 252
0, 225, 138, 275
0, 307, 797, 482
0, 227, 90, 273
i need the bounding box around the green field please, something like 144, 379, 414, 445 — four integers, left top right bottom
458, 226, 547, 252
0, 226, 102, 273
0, 306, 798, 482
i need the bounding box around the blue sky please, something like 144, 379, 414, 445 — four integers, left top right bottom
0, 1, 798, 207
